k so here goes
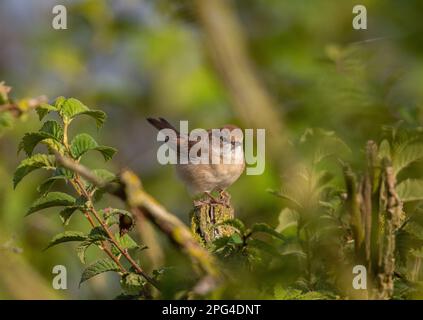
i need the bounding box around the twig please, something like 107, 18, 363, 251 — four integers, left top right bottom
0, 96, 48, 116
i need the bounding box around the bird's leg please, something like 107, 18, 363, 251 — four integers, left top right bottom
193, 198, 209, 207
203, 189, 231, 207
221, 189, 232, 207
218, 189, 231, 202
204, 191, 220, 204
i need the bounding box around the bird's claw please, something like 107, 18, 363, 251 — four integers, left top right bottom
194, 190, 231, 207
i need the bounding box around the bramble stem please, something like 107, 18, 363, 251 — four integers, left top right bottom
60, 119, 159, 289
74, 176, 159, 288
71, 177, 127, 274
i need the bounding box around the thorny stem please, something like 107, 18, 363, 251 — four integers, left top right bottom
72, 178, 127, 274
60, 120, 159, 290
75, 176, 159, 289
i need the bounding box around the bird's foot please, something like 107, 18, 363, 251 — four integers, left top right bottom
205, 190, 231, 207
219, 190, 231, 207
193, 198, 211, 207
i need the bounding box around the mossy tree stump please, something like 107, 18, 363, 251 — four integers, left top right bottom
190, 201, 235, 247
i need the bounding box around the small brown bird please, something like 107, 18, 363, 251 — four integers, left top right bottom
147, 118, 245, 204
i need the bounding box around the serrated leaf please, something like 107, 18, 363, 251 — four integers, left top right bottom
103, 208, 133, 220
78, 110, 106, 128
55, 167, 74, 179
75, 228, 110, 264
88, 227, 110, 241
70, 133, 116, 161
112, 233, 140, 256
91, 169, 117, 202
268, 189, 303, 209
39, 120, 63, 140
80, 259, 120, 285
215, 218, 245, 233
393, 143, 423, 175
54, 96, 66, 109
37, 175, 67, 195
59, 206, 79, 225
18, 121, 63, 156
70, 133, 98, 158
93, 146, 117, 161
18, 133, 50, 156
59, 98, 106, 127
45, 231, 87, 250
59, 98, 89, 119
42, 138, 65, 154
212, 236, 233, 251
120, 273, 146, 295
250, 223, 285, 241
26, 192, 75, 216
13, 154, 56, 188
77, 241, 92, 264
397, 179, 423, 202
36, 103, 56, 121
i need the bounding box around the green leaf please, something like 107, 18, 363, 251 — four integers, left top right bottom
70, 133, 116, 161
397, 179, 423, 202
39, 120, 63, 140
26, 192, 75, 216
378, 139, 391, 160
59, 98, 106, 127
59, 206, 79, 225
13, 154, 56, 188
92, 169, 116, 184
120, 273, 146, 295
18, 133, 51, 156
80, 259, 120, 285
70, 133, 98, 158
103, 209, 133, 227
91, 170, 117, 201
276, 208, 299, 235
93, 146, 117, 161
393, 143, 423, 175
36, 103, 57, 121
215, 218, 245, 233
230, 233, 243, 245
54, 96, 66, 109
78, 110, 106, 129
77, 241, 92, 264
37, 175, 67, 195
59, 98, 89, 119
250, 223, 285, 241
112, 233, 141, 256
75, 228, 110, 264
88, 227, 110, 241
45, 231, 87, 250
18, 121, 63, 156
268, 189, 303, 209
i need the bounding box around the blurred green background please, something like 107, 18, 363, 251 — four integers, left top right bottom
1, 0, 423, 299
